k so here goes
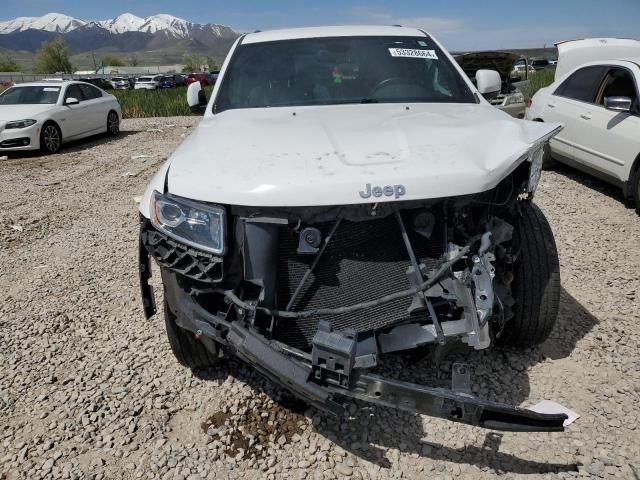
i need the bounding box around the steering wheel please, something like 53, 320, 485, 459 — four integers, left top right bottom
369, 77, 407, 97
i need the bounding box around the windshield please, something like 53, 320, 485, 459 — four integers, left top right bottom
138, 77, 152, 82
0, 86, 61, 105
216, 35, 475, 112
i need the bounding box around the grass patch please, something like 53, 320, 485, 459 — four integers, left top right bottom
112, 86, 213, 118
524, 69, 555, 99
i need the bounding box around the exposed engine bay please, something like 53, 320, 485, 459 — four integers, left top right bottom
140, 161, 568, 432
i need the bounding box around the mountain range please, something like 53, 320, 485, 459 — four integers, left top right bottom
0, 13, 241, 68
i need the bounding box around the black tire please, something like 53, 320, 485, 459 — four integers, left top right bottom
541, 141, 556, 170
632, 166, 640, 215
107, 111, 120, 136
501, 202, 560, 347
164, 298, 220, 369
40, 122, 62, 154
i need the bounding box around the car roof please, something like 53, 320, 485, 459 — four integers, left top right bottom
9, 80, 74, 88
242, 25, 427, 44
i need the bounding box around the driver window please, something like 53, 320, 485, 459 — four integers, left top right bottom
597, 68, 637, 106
64, 84, 83, 103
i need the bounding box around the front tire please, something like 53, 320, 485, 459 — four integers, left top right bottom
501, 202, 560, 347
40, 122, 61, 154
107, 111, 120, 136
164, 297, 220, 369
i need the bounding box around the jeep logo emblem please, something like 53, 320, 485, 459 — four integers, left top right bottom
359, 183, 406, 200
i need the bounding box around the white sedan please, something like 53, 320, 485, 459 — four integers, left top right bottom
527, 57, 640, 212
0, 80, 121, 154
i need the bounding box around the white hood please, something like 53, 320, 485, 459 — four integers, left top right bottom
0, 104, 55, 122
166, 103, 560, 207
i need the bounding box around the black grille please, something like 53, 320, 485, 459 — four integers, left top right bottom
273, 214, 444, 350
141, 223, 223, 283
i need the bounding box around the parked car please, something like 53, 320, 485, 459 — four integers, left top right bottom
139, 26, 567, 432
527, 38, 640, 212
135, 75, 162, 90
456, 51, 528, 118
111, 76, 132, 90
173, 74, 186, 87
0, 80, 121, 154
79, 77, 114, 90
158, 75, 177, 89
530, 59, 552, 71
185, 73, 210, 86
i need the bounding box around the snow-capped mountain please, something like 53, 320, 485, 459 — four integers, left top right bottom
98, 13, 146, 34
0, 12, 237, 38
0, 13, 86, 34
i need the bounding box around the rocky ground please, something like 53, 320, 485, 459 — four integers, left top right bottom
1, 117, 639, 480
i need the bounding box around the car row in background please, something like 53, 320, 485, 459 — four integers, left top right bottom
527, 38, 640, 212
0, 80, 121, 154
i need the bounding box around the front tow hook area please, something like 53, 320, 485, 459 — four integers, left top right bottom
224, 322, 567, 432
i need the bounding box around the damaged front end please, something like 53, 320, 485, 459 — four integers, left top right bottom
139, 159, 567, 432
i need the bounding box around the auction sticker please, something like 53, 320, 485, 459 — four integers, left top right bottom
389, 48, 438, 59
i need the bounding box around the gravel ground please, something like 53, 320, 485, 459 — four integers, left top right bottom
1, 117, 639, 480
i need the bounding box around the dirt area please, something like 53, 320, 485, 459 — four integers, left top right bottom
1, 117, 639, 480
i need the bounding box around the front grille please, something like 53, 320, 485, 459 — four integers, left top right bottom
273, 213, 444, 350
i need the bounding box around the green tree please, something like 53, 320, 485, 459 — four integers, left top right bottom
34, 38, 73, 73
206, 56, 219, 72
101, 53, 125, 67
182, 53, 205, 73
128, 54, 139, 66
0, 57, 20, 72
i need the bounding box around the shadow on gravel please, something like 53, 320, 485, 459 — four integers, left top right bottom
551, 163, 634, 209
192, 286, 596, 475
1, 130, 143, 161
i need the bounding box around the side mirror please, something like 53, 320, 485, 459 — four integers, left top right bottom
187, 81, 207, 114
604, 96, 632, 113
476, 69, 502, 96
65, 97, 79, 106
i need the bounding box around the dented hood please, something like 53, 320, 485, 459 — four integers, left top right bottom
166, 103, 560, 207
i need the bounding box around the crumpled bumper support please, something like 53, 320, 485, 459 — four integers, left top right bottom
226, 321, 566, 432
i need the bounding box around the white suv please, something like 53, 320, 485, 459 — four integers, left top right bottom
134, 75, 161, 90
138, 26, 566, 432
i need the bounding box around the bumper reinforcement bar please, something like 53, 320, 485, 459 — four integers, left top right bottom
226, 322, 566, 432
141, 262, 567, 432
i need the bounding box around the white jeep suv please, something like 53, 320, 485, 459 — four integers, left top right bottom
139, 26, 566, 431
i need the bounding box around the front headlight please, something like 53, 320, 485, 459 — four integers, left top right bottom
151, 191, 225, 255
504, 92, 524, 106
5, 119, 37, 129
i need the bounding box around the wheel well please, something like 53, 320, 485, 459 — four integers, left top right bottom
108, 109, 119, 120
41, 120, 60, 131
630, 152, 640, 183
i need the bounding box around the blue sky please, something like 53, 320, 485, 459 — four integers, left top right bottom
4, 0, 640, 50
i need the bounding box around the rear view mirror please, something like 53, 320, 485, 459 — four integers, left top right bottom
604, 96, 632, 113
476, 69, 502, 96
65, 97, 79, 106
187, 81, 208, 114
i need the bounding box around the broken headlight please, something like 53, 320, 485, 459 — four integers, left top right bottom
151, 191, 225, 255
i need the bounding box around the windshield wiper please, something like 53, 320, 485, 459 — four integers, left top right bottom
359, 98, 379, 104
